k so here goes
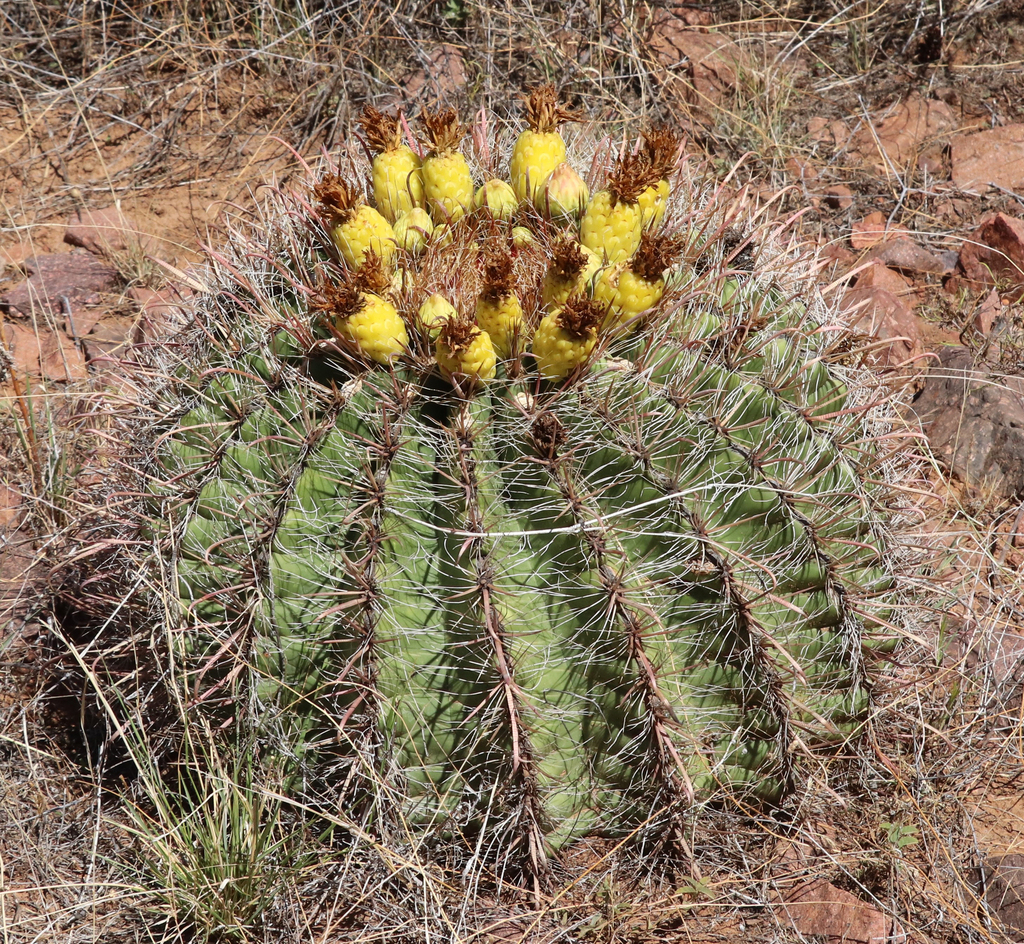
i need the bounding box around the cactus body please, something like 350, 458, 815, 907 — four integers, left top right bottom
158, 310, 892, 866
150, 116, 899, 885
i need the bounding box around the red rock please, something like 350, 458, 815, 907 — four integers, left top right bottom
396, 44, 467, 104
935, 197, 974, 221
819, 241, 856, 275
807, 116, 829, 139
2, 322, 88, 382
909, 346, 1024, 500
786, 157, 819, 185
917, 145, 945, 175
984, 852, 1024, 936
0, 485, 23, 530
0, 242, 33, 275
84, 317, 135, 366
974, 289, 1004, 336
823, 185, 854, 209
130, 285, 192, 342
64, 206, 155, 258
635, 0, 712, 30
951, 124, 1024, 193
867, 237, 952, 275
939, 249, 960, 271
779, 878, 903, 944
644, 24, 743, 118
849, 92, 957, 172
810, 118, 853, 150
855, 262, 916, 301
0, 252, 118, 323
851, 212, 889, 250
851, 212, 911, 250
958, 212, 1024, 298
840, 284, 924, 367
943, 274, 966, 296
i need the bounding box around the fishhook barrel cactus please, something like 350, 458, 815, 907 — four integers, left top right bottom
148, 95, 899, 884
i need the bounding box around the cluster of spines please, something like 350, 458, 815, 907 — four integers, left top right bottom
312, 90, 685, 385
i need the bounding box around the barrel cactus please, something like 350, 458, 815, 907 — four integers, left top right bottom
147, 97, 900, 886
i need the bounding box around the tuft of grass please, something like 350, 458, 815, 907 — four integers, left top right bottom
120, 732, 312, 944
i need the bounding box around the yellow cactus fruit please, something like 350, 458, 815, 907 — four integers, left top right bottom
542, 236, 597, 308
511, 226, 536, 248
510, 84, 579, 204
313, 174, 396, 270
594, 231, 683, 329
580, 152, 657, 265
431, 223, 454, 248
473, 178, 518, 220
347, 293, 408, 363
436, 316, 496, 385
475, 252, 525, 359
592, 261, 628, 326
532, 294, 605, 380
393, 207, 433, 254
538, 162, 589, 222
420, 109, 474, 224
580, 245, 602, 283
313, 265, 408, 365
359, 106, 425, 224
638, 126, 682, 229
390, 266, 415, 296
418, 293, 457, 339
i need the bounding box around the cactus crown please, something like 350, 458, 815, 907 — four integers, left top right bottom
312, 173, 362, 225
359, 105, 405, 154
607, 151, 657, 206
421, 107, 466, 155
438, 311, 483, 352
311, 273, 364, 322
631, 232, 684, 281
524, 83, 580, 133
642, 126, 683, 180
480, 249, 516, 299
358, 250, 395, 296
548, 235, 589, 281
556, 293, 604, 338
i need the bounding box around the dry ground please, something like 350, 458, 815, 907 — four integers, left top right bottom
3, 2, 1024, 942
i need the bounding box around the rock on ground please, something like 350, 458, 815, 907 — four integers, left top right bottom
0, 252, 119, 326
958, 213, 1024, 299
908, 345, 1024, 500
951, 124, 1024, 194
